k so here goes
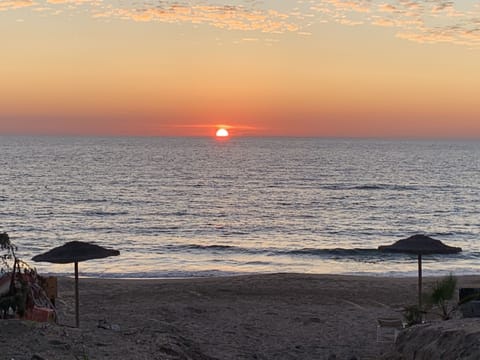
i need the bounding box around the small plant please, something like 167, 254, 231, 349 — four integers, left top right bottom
425, 273, 457, 320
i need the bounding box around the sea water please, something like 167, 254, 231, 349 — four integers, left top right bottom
1, 136, 479, 278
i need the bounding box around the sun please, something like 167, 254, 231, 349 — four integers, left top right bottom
216, 128, 229, 137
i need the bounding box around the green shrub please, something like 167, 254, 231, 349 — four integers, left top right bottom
425, 273, 457, 320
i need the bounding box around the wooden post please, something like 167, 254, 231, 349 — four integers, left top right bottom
418, 254, 422, 310
75, 261, 79, 327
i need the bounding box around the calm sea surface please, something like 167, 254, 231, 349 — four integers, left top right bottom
1, 136, 479, 278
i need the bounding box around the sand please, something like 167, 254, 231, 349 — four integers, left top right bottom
1, 273, 480, 359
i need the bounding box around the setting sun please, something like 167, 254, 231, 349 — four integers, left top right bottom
216, 128, 229, 137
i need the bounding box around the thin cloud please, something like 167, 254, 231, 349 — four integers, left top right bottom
93, 4, 299, 34
378, 4, 396, 13
310, 0, 480, 47
324, 0, 372, 13
2, 0, 480, 47
172, 124, 261, 131
46, 0, 92, 3
0, 0, 35, 11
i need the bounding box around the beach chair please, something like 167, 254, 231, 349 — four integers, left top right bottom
376, 318, 404, 343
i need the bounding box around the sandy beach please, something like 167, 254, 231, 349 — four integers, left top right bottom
2, 273, 480, 359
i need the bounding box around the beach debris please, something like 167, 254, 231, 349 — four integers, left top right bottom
31, 355, 46, 360
97, 319, 120, 331
402, 304, 423, 326
378, 234, 461, 310
32, 241, 120, 327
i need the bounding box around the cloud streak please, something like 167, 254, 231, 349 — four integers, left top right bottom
0, 0, 35, 11
310, 1, 480, 47
2, 0, 480, 47
92, 3, 298, 34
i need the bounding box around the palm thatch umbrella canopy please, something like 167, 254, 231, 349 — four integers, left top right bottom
32, 241, 120, 327
378, 234, 461, 309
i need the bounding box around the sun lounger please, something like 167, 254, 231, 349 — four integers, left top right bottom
376, 318, 404, 343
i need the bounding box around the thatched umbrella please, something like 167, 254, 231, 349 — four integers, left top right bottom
378, 234, 461, 309
32, 241, 120, 327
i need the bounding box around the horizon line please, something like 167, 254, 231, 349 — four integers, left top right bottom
1, 133, 480, 141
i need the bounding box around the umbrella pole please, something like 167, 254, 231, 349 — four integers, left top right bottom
75, 261, 79, 327
418, 254, 422, 311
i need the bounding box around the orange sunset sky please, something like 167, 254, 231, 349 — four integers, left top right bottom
1, 0, 480, 138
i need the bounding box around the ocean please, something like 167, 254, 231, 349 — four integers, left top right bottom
1, 136, 479, 278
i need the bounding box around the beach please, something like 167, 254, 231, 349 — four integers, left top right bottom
3, 273, 479, 359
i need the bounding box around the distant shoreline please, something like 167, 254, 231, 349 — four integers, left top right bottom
38, 271, 477, 281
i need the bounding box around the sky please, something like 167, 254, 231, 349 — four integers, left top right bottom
1, 0, 480, 138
